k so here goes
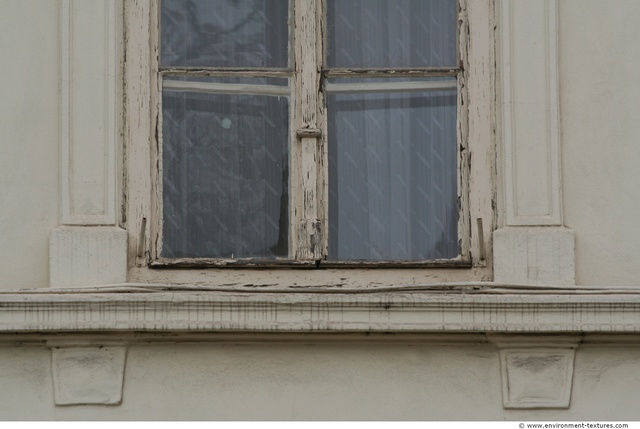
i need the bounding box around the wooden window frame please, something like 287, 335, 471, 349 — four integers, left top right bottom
124, 0, 495, 285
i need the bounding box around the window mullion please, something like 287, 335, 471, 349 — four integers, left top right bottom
293, 0, 322, 261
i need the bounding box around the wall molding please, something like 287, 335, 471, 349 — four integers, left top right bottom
499, 0, 562, 226
52, 0, 125, 288
60, 0, 119, 225
494, 0, 574, 285
2, 286, 640, 333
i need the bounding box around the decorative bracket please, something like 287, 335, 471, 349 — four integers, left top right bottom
490, 335, 581, 409
50, 342, 127, 406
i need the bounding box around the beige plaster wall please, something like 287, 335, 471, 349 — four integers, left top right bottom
0, 1, 60, 289
0, 340, 639, 420
559, 0, 640, 285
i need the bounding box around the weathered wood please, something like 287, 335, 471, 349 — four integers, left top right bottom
317, 0, 329, 260
124, 0, 154, 267
150, 257, 316, 268
324, 68, 459, 77
293, 0, 322, 261
129, 264, 493, 286
296, 136, 321, 260
458, 0, 472, 263
148, 257, 471, 269
465, 0, 495, 269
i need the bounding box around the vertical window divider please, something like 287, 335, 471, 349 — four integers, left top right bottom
293, 0, 322, 261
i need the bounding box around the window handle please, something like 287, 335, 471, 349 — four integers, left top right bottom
296, 128, 321, 139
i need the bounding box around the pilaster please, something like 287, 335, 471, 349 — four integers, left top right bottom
494, 0, 575, 285
50, 0, 126, 287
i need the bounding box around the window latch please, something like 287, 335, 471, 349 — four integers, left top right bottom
296, 128, 322, 139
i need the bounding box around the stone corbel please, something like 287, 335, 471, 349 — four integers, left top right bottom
490, 335, 581, 409
49, 341, 127, 406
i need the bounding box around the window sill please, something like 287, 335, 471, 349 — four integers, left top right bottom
149, 257, 473, 269
1, 283, 640, 333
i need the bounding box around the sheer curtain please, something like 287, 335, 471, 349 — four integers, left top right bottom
162, 79, 290, 259
326, 0, 457, 69
161, 0, 289, 68
326, 0, 458, 261
160, 1, 290, 259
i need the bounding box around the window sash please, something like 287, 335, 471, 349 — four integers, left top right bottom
152, 0, 470, 266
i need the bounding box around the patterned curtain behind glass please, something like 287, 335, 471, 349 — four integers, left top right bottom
160, 1, 290, 259
326, 0, 458, 261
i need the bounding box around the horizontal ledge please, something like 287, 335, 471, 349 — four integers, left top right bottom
1, 284, 640, 333
325, 80, 456, 94
163, 80, 289, 97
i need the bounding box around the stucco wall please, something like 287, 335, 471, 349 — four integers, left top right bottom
0, 1, 60, 290
559, 0, 640, 285
0, 339, 638, 420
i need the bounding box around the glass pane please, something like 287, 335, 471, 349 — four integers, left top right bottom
327, 78, 458, 261
162, 77, 290, 259
326, 0, 457, 68
161, 0, 289, 68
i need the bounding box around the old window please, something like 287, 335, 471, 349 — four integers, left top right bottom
124, 0, 492, 284
152, 0, 472, 268
124, 0, 492, 282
